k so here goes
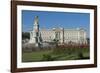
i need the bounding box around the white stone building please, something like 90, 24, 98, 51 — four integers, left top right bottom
29, 16, 87, 47
40, 28, 87, 44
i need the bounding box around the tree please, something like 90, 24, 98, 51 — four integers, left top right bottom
22, 32, 30, 40
86, 38, 90, 44
53, 39, 59, 47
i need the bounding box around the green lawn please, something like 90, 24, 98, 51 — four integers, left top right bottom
22, 48, 90, 62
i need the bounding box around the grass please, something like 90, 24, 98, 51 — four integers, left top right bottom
22, 48, 90, 62
22, 50, 52, 62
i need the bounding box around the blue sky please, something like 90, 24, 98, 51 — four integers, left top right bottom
22, 10, 90, 37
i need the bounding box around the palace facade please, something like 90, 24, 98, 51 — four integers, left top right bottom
29, 16, 87, 47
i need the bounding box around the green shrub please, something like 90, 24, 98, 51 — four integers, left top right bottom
42, 54, 54, 61
77, 52, 84, 59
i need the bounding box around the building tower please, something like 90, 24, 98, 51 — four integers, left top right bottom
29, 16, 42, 47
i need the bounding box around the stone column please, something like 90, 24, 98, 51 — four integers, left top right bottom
60, 28, 64, 44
